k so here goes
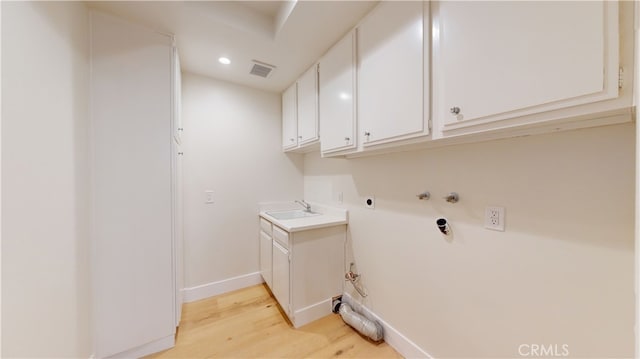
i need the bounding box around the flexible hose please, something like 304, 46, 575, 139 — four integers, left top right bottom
335, 301, 383, 342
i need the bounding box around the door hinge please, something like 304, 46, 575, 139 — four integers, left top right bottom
618, 67, 624, 89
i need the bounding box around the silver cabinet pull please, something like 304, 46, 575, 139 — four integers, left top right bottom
178, 152, 184, 155
344, 137, 350, 141
450, 107, 460, 115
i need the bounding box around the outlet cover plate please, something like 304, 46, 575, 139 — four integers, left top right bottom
365, 196, 375, 209
485, 206, 505, 231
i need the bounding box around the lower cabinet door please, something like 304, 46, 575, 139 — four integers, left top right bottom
259, 231, 273, 289
272, 240, 290, 316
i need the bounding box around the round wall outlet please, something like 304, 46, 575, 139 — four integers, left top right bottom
365, 196, 375, 209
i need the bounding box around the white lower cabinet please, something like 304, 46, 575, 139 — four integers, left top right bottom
259, 230, 273, 288
260, 219, 345, 328
272, 239, 291, 315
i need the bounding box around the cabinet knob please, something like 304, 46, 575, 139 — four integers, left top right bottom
344, 137, 350, 141
364, 131, 371, 136
178, 128, 184, 131
290, 138, 295, 142
298, 136, 302, 139
178, 152, 184, 155
450, 107, 461, 115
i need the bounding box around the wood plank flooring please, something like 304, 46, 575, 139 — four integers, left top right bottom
147, 284, 402, 358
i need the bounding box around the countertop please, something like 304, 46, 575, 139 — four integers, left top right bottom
258, 202, 348, 233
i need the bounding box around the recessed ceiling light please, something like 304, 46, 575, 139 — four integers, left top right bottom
218, 57, 231, 65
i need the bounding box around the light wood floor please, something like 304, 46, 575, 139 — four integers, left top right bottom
147, 284, 402, 358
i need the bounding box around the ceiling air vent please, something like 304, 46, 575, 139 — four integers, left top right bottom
249, 60, 276, 78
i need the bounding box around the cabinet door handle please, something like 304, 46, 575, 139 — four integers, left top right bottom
364, 131, 370, 136
298, 136, 302, 139
344, 137, 350, 141
450, 107, 461, 115
178, 152, 184, 155
290, 138, 295, 142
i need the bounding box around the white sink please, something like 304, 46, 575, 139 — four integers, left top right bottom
266, 210, 321, 220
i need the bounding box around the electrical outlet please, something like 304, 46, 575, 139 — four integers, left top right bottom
205, 190, 214, 204
485, 206, 505, 231
365, 196, 375, 209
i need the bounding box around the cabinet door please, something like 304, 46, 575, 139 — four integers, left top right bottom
297, 64, 319, 145
171, 46, 184, 328
358, 1, 426, 146
91, 11, 175, 358
259, 230, 273, 289
282, 83, 298, 150
272, 240, 290, 315
433, 1, 619, 134
320, 31, 356, 154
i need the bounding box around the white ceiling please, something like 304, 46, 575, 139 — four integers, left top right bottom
87, 1, 378, 93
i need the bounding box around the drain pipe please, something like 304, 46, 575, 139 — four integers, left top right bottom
332, 298, 383, 342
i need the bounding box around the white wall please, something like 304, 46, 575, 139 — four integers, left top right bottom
305, 123, 635, 357
182, 73, 303, 290
1, 2, 91, 357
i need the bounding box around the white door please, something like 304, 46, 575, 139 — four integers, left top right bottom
91, 11, 175, 358
319, 31, 356, 154
172, 46, 184, 328
282, 83, 298, 150
358, 1, 425, 146
433, 1, 618, 132
297, 64, 319, 145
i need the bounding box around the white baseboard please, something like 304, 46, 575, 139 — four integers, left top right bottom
343, 293, 433, 359
183, 271, 264, 303
292, 298, 333, 328
104, 334, 174, 359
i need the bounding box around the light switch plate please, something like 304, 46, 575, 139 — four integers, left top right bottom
205, 190, 214, 204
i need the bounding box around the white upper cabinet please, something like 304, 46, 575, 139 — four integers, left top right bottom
282, 64, 320, 152
297, 64, 319, 146
432, 1, 621, 136
282, 83, 298, 150
357, 1, 427, 147
319, 31, 357, 155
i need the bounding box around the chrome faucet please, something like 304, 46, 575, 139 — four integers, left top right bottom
295, 200, 311, 212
